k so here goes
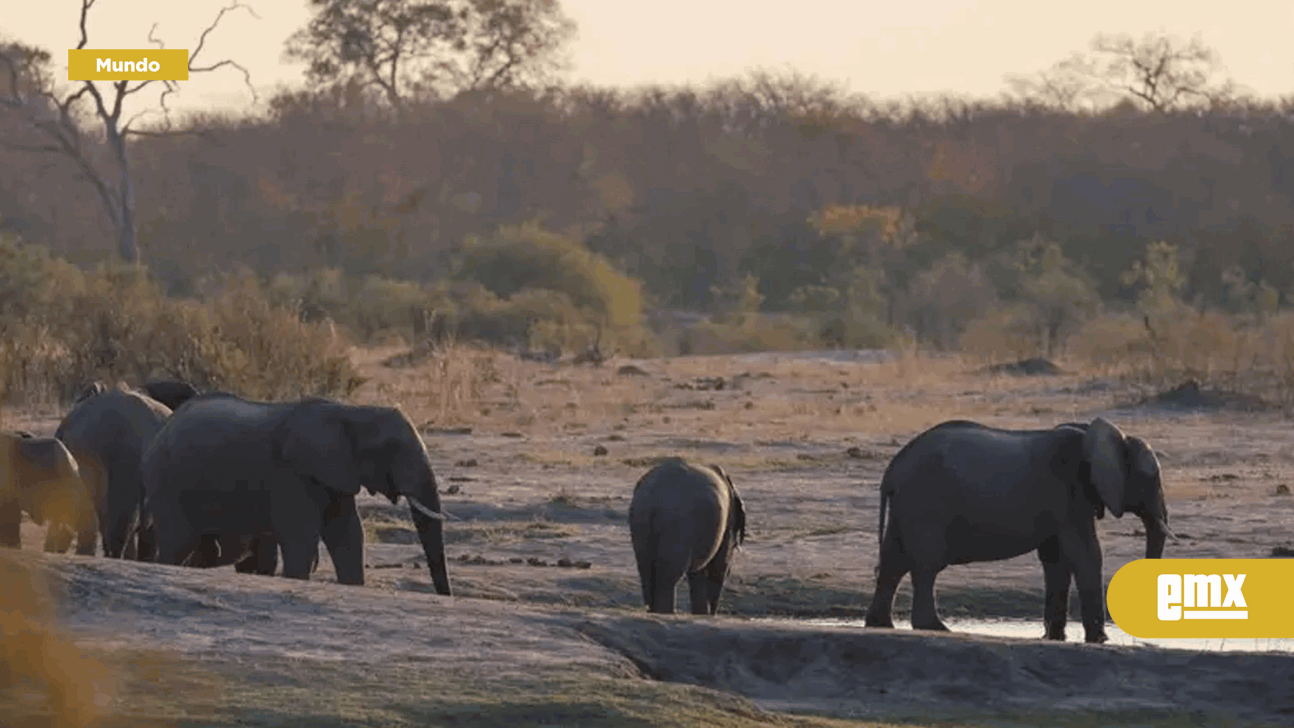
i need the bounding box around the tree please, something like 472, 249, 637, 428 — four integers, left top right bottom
1003, 64, 1103, 112
907, 251, 997, 350
283, 0, 577, 109
1009, 31, 1241, 114
1010, 235, 1100, 357
1122, 240, 1186, 312
0, 0, 256, 264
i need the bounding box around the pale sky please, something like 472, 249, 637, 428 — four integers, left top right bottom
2, 0, 1292, 119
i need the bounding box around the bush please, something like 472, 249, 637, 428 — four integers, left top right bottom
958, 304, 1043, 361
0, 249, 363, 405
455, 223, 645, 329
683, 314, 818, 354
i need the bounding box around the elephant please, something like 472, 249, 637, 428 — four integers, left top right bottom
863, 417, 1173, 644
1, 431, 95, 554
54, 381, 183, 558
628, 457, 747, 615
139, 380, 201, 411
139, 394, 452, 594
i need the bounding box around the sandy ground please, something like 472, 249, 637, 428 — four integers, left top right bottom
4, 346, 1294, 725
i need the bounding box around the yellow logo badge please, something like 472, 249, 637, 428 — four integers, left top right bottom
1107, 559, 1294, 638
68, 49, 189, 81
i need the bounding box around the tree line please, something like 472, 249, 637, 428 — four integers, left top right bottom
2, 2, 1294, 360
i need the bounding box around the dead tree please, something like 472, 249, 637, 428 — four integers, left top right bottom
0, 0, 257, 264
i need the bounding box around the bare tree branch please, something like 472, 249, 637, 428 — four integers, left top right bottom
0, 0, 257, 263
1072, 31, 1232, 114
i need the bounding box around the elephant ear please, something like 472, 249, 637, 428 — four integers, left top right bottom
1082, 417, 1128, 518
273, 404, 362, 495
708, 464, 746, 547
729, 487, 747, 548
1127, 436, 1161, 478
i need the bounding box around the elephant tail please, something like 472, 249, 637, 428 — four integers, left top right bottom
633, 508, 662, 610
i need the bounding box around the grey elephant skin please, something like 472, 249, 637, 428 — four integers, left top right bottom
139, 380, 202, 411
1, 431, 94, 553
864, 417, 1171, 644
139, 394, 452, 594
54, 382, 183, 558
629, 458, 747, 615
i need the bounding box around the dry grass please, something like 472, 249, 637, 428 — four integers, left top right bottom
354, 341, 1091, 448
0, 559, 113, 727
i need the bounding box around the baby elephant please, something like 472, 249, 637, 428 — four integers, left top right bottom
1, 431, 94, 553
629, 458, 747, 615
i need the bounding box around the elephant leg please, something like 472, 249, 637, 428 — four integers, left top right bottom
646, 555, 684, 614
235, 537, 278, 576
43, 523, 75, 554
101, 511, 133, 559
694, 547, 735, 615
908, 565, 949, 632
1037, 536, 1071, 641
685, 571, 711, 615
152, 507, 199, 566
0, 501, 21, 548
319, 494, 364, 586
865, 532, 910, 629
74, 517, 98, 556
134, 520, 156, 562
156, 533, 200, 566
1058, 525, 1108, 644
278, 538, 320, 580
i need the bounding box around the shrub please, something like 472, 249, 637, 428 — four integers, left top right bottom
454, 223, 645, 330
0, 248, 363, 405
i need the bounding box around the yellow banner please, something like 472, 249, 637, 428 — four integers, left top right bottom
68, 49, 189, 81
1108, 559, 1294, 638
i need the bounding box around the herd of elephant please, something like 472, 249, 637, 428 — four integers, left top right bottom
1, 382, 452, 595
1, 379, 1171, 645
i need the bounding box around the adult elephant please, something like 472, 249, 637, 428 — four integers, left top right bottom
628, 458, 747, 615
863, 417, 1172, 644
54, 381, 187, 558
1, 431, 95, 554
139, 394, 452, 594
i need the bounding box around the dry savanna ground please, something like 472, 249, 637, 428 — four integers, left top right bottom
4, 344, 1294, 727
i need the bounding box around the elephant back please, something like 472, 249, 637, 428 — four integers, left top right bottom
57, 388, 171, 451
630, 458, 732, 527
12, 436, 78, 478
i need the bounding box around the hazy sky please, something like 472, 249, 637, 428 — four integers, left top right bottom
3, 0, 1291, 118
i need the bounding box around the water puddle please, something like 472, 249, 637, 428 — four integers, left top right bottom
769, 618, 1294, 653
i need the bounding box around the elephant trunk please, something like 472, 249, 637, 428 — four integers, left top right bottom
408, 488, 452, 596
1141, 514, 1169, 559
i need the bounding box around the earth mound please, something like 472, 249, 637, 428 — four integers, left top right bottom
1137, 378, 1273, 412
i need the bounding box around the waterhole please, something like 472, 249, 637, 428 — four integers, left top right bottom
760, 617, 1294, 653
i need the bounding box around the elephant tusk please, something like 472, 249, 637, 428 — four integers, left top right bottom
407, 497, 447, 521
1158, 518, 1179, 541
